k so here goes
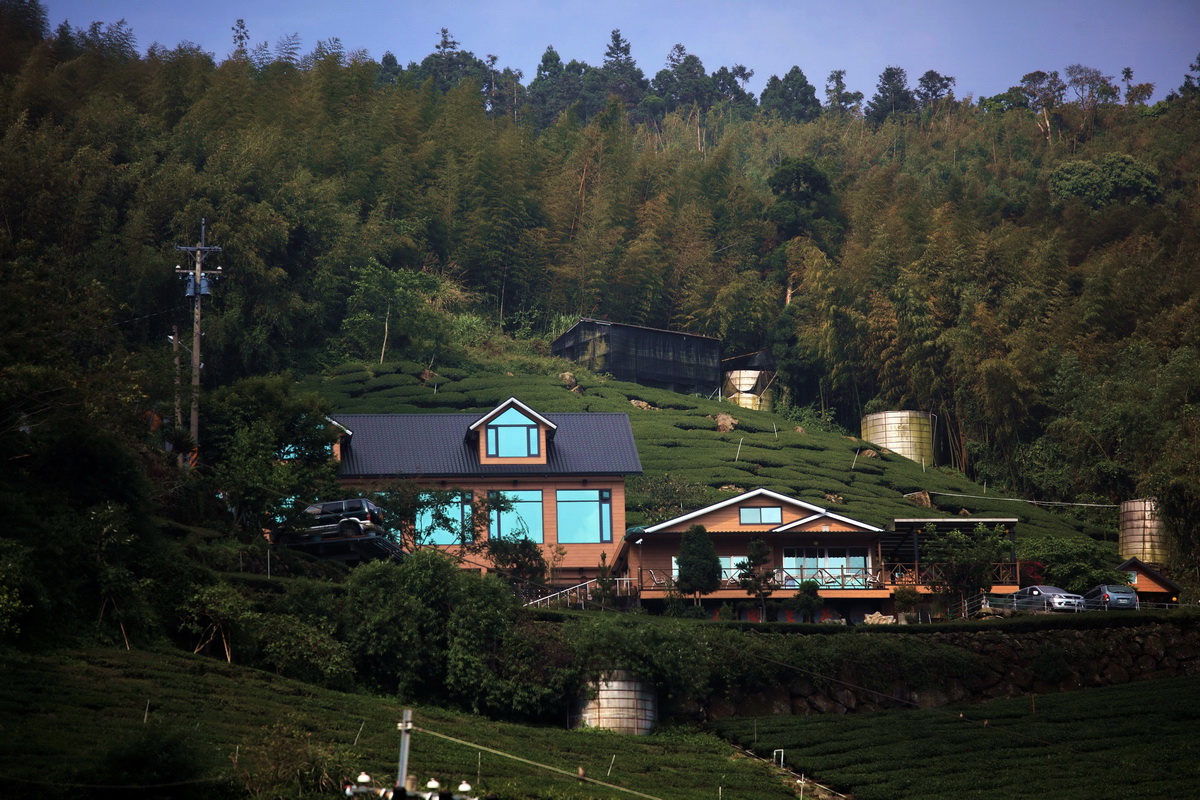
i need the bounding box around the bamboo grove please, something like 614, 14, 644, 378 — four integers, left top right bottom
2, 12, 1199, 566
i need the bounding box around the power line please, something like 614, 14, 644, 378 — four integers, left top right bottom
413, 725, 667, 800
907, 491, 1120, 509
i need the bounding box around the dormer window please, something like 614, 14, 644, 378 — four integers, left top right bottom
486, 407, 541, 458
469, 397, 556, 466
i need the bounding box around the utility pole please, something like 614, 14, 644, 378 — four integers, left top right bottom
172, 324, 183, 467
175, 219, 222, 465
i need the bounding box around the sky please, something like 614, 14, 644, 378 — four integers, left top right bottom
44, 0, 1200, 104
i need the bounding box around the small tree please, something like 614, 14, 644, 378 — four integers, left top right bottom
484, 537, 547, 601
922, 524, 1011, 612
593, 551, 616, 608
675, 524, 721, 604
891, 585, 922, 623
1018, 537, 1126, 594
785, 579, 823, 622
736, 538, 776, 621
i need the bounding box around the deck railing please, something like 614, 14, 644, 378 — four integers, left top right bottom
634, 562, 1020, 593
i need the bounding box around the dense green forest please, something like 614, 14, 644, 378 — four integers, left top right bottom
1, 4, 1199, 570
3, 5, 1200, 795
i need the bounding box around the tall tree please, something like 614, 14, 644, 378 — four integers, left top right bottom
824, 69, 864, 115
652, 44, 714, 113
710, 64, 756, 117
407, 27, 488, 95
526, 46, 603, 128
600, 29, 647, 112
767, 156, 842, 252
736, 538, 776, 621
760, 66, 821, 122
1120, 66, 1154, 106
1020, 69, 1066, 141
1063, 63, 1118, 141
675, 524, 721, 603
1177, 51, 1200, 99
865, 65, 917, 123
915, 69, 956, 109
0, 0, 48, 73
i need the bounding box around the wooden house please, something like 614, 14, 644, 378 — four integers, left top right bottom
1116, 557, 1181, 605
331, 398, 642, 581
614, 489, 1021, 621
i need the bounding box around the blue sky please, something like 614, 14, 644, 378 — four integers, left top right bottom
45, 0, 1200, 103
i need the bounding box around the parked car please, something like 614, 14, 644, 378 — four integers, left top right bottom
1083, 584, 1139, 610
1011, 585, 1084, 612
274, 498, 386, 542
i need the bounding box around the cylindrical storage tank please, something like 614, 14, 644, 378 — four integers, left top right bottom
861, 411, 935, 466
722, 370, 775, 412
725, 370, 760, 393
1120, 499, 1168, 564
576, 670, 657, 735
727, 391, 772, 411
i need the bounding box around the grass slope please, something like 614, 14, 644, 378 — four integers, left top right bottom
297, 357, 1109, 541
0, 647, 799, 800
710, 674, 1200, 800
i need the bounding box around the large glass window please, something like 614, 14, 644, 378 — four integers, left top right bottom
488, 490, 543, 543
556, 489, 612, 543
416, 492, 473, 546
719, 556, 746, 583
486, 408, 540, 458
739, 506, 782, 525
674, 555, 745, 583
783, 547, 870, 588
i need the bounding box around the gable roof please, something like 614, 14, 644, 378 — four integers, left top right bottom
467, 396, 557, 435
642, 487, 882, 534
331, 411, 641, 479
1116, 557, 1182, 593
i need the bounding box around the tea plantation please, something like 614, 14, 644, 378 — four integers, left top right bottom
0, 647, 799, 800
710, 673, 1200, 799
297, 357, 1111, 540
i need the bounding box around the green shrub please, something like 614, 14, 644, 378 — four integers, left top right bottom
329, 361, 374, 376
364, 372, 418, 389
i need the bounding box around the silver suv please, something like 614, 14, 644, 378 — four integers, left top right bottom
1083, 584, 1139, 610
1011, 585, 1084, 612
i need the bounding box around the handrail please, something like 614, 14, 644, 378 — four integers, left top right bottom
524, 577, 635, 608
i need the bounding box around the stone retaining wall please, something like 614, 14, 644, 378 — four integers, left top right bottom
703, 622, 1200, 719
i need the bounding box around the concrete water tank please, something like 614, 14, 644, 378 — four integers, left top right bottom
1120, 499, 1168, 564
576, 670, 657, 735
860, 411, 935, 466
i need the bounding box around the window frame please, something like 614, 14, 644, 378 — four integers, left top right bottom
485, 408, 541, 458
555, 489, 612, 544
739, 506, 783, 525
416, 491, 474, 546
488, 489, 544, 543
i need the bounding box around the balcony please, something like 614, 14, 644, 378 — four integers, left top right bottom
632, 562, 1021, 596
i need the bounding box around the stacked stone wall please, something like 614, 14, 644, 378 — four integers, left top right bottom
703, 621, 1200, 719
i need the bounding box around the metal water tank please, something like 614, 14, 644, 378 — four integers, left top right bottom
722, 370, 775, 412
860, 411, 935, 466
1120, 499, 1168, 564
576, 670, 657, 735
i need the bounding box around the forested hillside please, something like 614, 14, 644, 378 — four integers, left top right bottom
1, 4, 1198, 574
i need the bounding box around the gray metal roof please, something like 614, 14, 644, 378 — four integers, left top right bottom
331, 412, 642, 479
